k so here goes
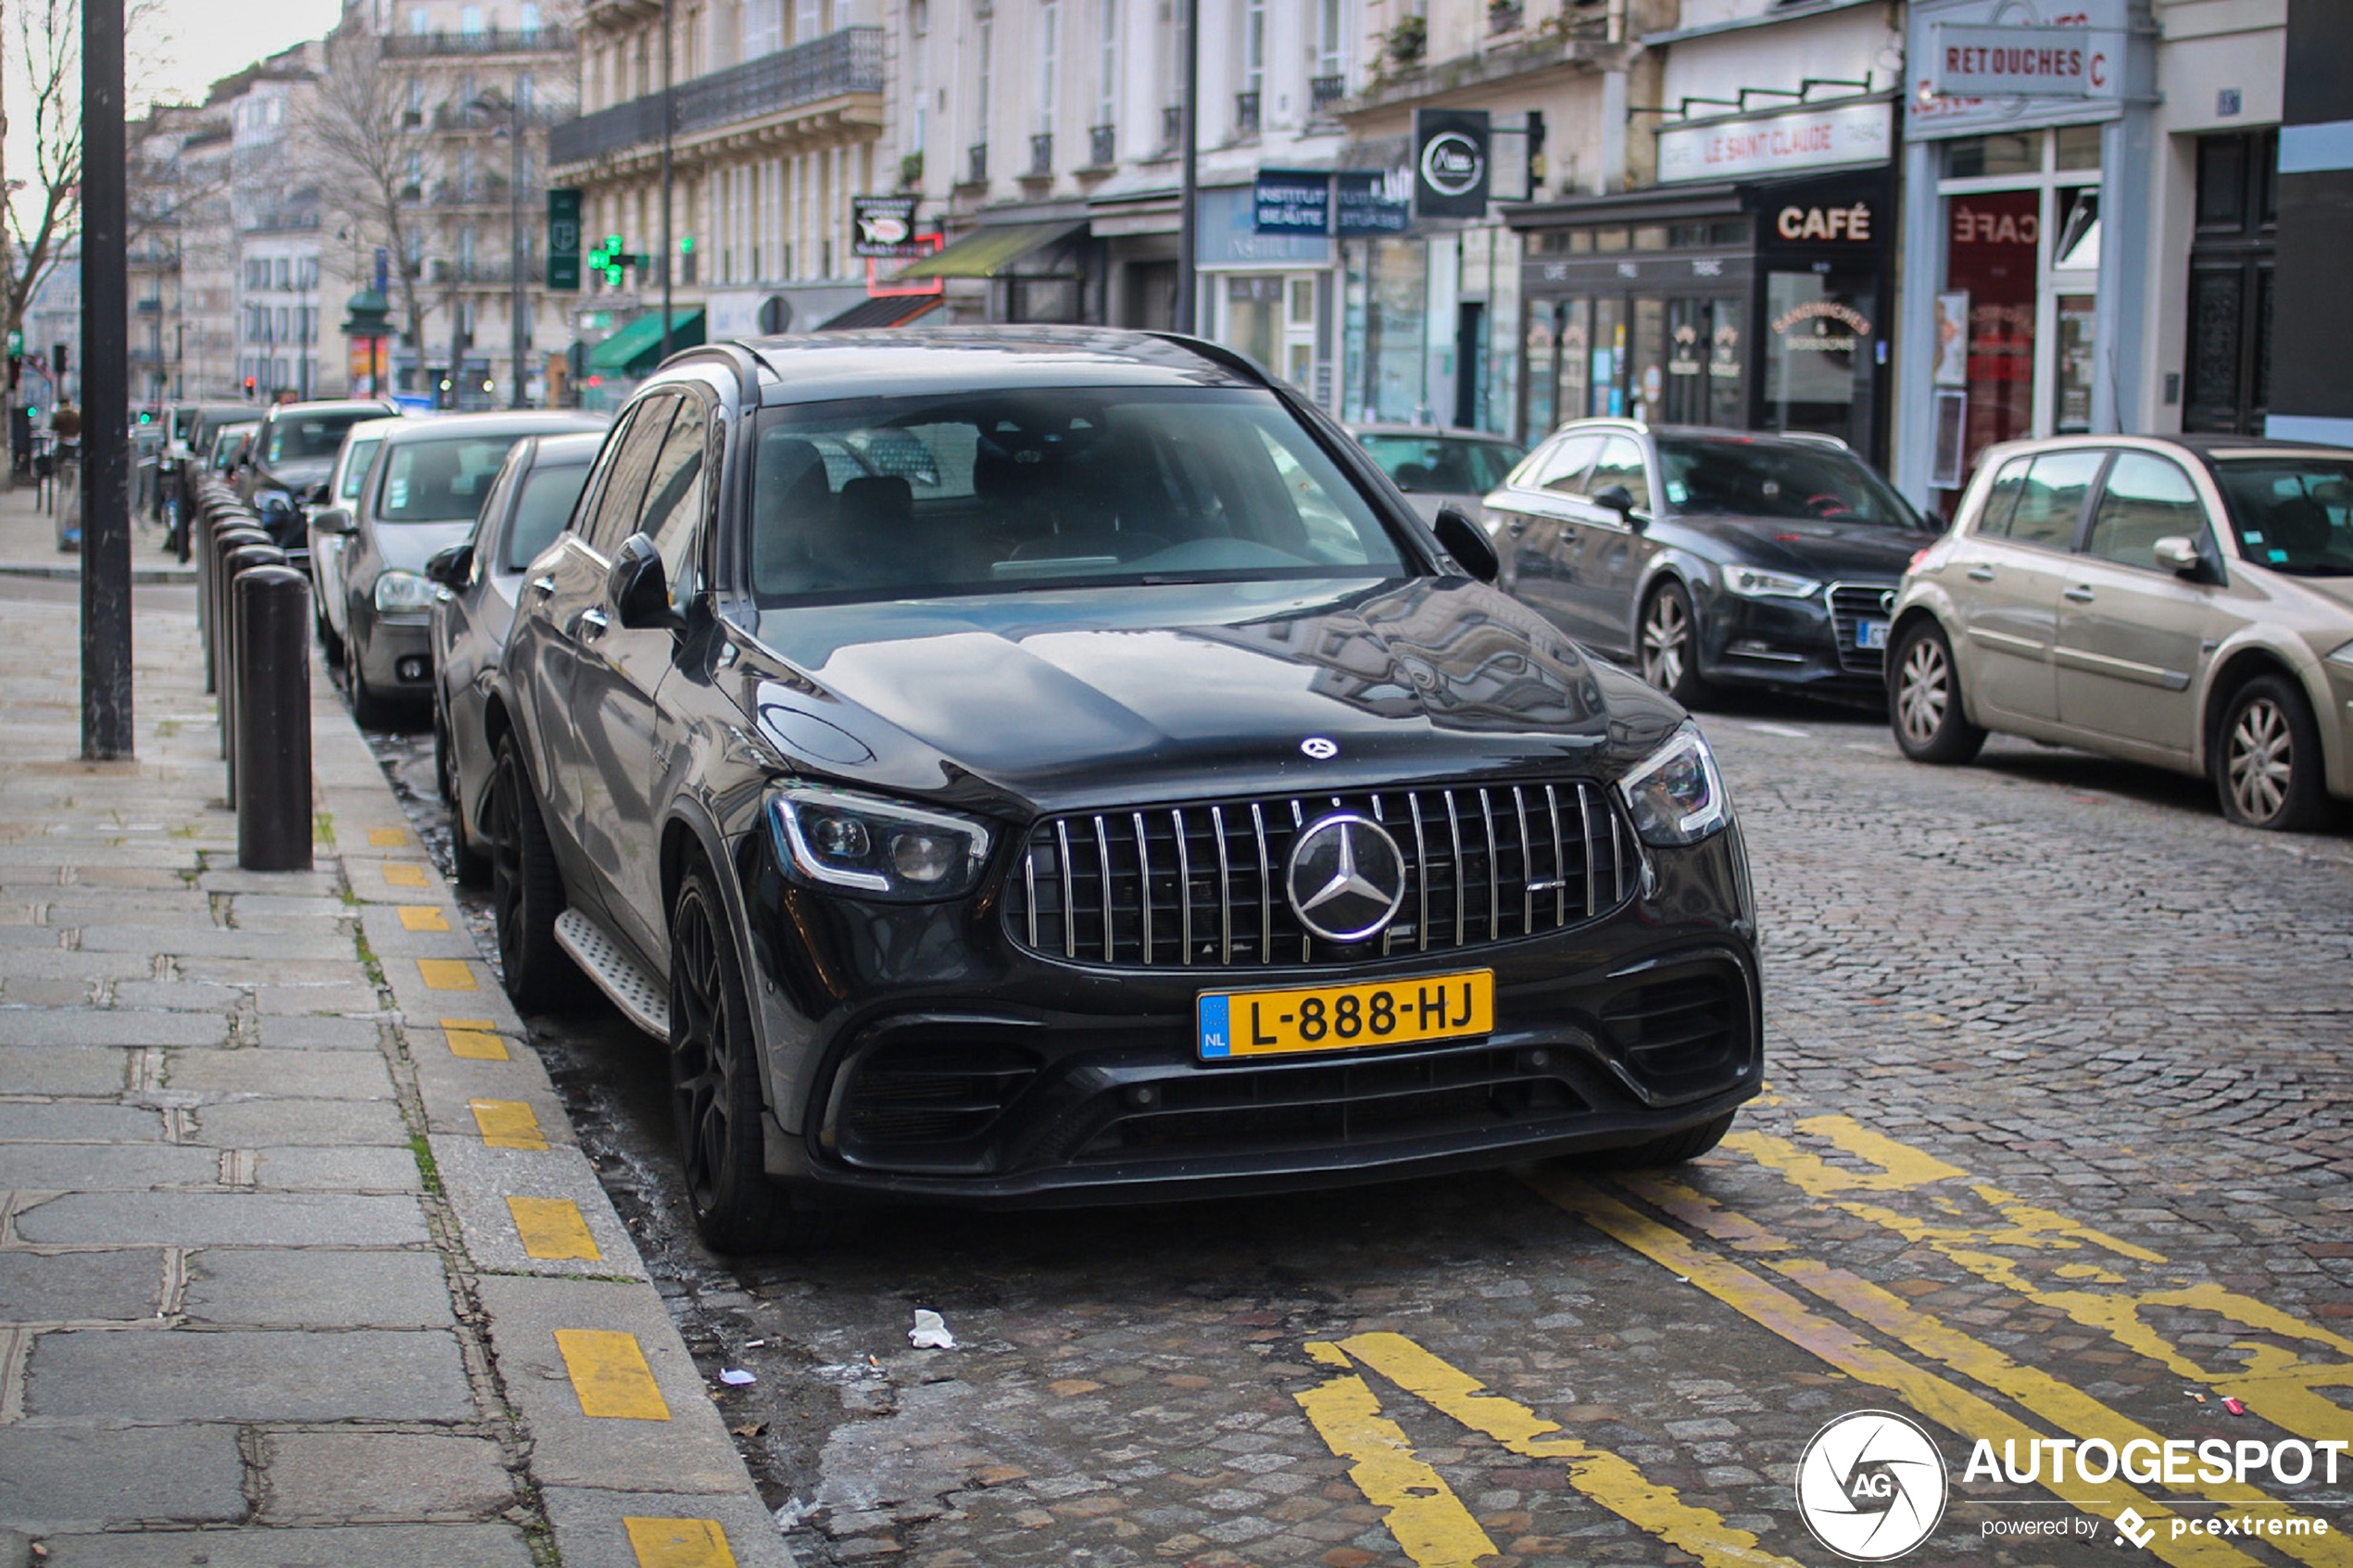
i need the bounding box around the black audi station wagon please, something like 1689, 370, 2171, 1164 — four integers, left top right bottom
484, 329, 1760, 1248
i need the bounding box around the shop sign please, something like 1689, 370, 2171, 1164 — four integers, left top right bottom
1415, 109, 1491, 220
1336, 169, 1411, 236
1197, 185, 1331, 266
1930, 24, 2110, 97
1656, 102, 1893, 184
547, 189, 582, 292
851, 195, 925, 258
1254, 170, 1331, 236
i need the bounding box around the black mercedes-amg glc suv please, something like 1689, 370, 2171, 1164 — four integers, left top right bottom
482, 328, 1760, 1248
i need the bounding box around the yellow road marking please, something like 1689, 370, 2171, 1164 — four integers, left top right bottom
397, 905, 450, 932
1338, 1332, 1803, 1568
1625, 1174, 2353, 1568
623, 1516, 737, 1568
368, 827, 410, 847
470, 1098, 547, 1150
442, 1017, 498, 1029
1526, 1172, 2266, 1568
417, 958, 476, 990
1294, 1358, 1498, 1568
1730, 1117, 2353, 1443
509, 1196, 600, 1261
555, 1329, 671, 1421
445, 1024, 510, 1060
381, 862, 431, 887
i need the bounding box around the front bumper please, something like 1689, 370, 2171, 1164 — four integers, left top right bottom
736, 818, 1760, 1204
352, 603, 434, 694
1698, 581, 1894, 698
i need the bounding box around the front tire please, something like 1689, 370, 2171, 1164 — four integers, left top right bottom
2214, 674, 2330, 832
1889, 621, 1986, 764
437, 705, 491, 888
1638, 582, 1713, 708
1605, 1111, 1736, 1168
669, 867, 798, 1252
489, 734, 572, 1010
348, 638, 397, 729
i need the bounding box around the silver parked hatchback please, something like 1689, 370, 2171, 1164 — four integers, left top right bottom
1887, 434, 2353, 830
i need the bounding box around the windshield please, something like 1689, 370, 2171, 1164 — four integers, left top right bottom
1655, 436, 1924, 528
2209, 458, 2353, 576
265, 411, 377, 467
1358, 433, 1525, 495
749, 387, 1407, 604
337, 438, 384, 502
378, 434, 531, 523
503, 463, 592, 571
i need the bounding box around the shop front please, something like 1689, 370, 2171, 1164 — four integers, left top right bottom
1507, 101, 1897, 463
1893, 0, 2156, 512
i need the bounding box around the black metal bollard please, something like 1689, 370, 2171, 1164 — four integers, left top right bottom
234, 566, 314, 872
209, 522, 270, 714
197, 491, 252, 691
218, 542, 284, 775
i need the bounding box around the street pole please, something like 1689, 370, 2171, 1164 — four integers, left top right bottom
510, 105, 527, 408
82, 0, 135, 760
659, 0, 674, 361
1175, 0, 1199, 334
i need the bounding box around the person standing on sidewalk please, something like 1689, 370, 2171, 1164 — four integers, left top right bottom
50, 399, 83, 552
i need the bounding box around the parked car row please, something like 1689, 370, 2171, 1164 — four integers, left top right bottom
344, 329, 1762, 1249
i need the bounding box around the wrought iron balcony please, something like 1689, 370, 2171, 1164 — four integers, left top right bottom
1027, 132, 1053, 177
1310, 74, 1346, 110
1235, 91, 1261, 136
383, 24, 573, 56
1162, 105, 1183, 151
547, 27, 883, 166
1088, 123, 1116, 167
967, 142, 988, 183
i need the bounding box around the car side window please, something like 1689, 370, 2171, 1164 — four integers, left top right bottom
1533, 434, 1603, 495
1587, 436, 1651, 512
634, 395, 711, 609
581, 395, 675, 558
1973, 456, 2031, 538
2083, 453, 2208, 571
2001, 450, 2106, 550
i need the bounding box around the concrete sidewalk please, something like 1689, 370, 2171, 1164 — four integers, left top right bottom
0, 486, 786, 1565
0, 472, 196, 585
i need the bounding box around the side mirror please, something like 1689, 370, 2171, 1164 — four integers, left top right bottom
1433, 505, 1501, 584
2152, 535, 2206, 579
1592, 483, 1648, 530
305, 481, 331, 505
424, 542, 473, 591
610, 533, 683, 630
310, 507, 354, 536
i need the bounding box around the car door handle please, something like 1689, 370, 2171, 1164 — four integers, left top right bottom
576, 606, 610, 639
528, 574, 556, 598
1504, 518, 1528, 537
1967, 566, 1995, 583
2063, 584, 2096, 603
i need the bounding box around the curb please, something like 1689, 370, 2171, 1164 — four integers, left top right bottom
0, 562, 199, 584
306, 662, 795, 1567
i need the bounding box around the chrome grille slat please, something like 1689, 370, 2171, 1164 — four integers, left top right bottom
1008, 776, 1631, 970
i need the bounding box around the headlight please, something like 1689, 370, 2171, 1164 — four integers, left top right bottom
768, 785, 993, 900
1617, 723, 1731, 847
1721, 566, 1822, 599
373, 570, 437, 613
253, 487, 293, 513
2328, 639, 2353, 670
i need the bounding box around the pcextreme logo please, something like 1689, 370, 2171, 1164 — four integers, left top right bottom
1793, 1411, 1949, 1561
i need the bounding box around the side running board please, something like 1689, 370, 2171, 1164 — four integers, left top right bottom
553, 909, 671, 1041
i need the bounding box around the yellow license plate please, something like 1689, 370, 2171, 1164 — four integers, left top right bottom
1197, 970, 1494, 1060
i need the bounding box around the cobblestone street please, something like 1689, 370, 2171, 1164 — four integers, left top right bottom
366, 685, 2353, 1568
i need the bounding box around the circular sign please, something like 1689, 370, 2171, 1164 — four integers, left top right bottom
1284, 814, 1407, 944
1420, 132, 1486, 198
1300, 736, 1339, 760
1793, 1411, 1948, 1562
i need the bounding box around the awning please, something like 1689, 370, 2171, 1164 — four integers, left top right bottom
892, 221, 1086, 281
817, 295, 945, 331
586, 307, 707, 373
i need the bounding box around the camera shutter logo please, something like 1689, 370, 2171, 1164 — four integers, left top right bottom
1793, 1411, 1948, 1561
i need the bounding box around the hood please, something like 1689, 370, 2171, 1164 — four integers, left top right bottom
255, 456, 334, 493
1672, 513, 1928, 581
732, 577, 1683, 815
371, 520, 477, 576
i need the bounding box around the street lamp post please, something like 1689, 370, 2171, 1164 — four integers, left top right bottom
1176, 0, 1199, 334
472, 91, 532, 408
660, 0, 674, 362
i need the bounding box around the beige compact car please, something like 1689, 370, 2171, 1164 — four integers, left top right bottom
1887, 434, 2353, 831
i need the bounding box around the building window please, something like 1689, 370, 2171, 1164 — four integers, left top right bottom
409, 6, 430, 34
795, 0, 819, 43
744, 0, 782, 58
975, 17, 993, 144
1244, 0, 1265, 107
519, 1, 539, 31
2183, 129, 2277, 436
460, 6, 483, 32
1038, 0, 1061, 150
1095, 0, 1116, 132
1315, 0, 1344, 105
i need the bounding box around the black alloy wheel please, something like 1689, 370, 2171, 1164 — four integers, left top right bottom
488, 734, 571, 1010
436, 702, 491, 887
1638, 581, 1712, 708
669, 867, 798, 1252
2214, 674, 2329, 832
348, 632, 396, 729
1888, 621, 1987, 764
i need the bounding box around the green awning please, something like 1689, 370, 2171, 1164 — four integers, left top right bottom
587, 307, 706, 373
892, 221, 1086, 281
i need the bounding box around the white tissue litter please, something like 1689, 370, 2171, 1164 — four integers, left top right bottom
909, 1308, 957, 1349
718, 1367, 757, 1386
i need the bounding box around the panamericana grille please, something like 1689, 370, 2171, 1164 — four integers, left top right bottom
1004, 781, 1635, 969
1827, 583, 1897, 675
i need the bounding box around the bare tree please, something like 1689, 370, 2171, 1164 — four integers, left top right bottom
5, 0, 88, 482
300, 28, 431, 372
